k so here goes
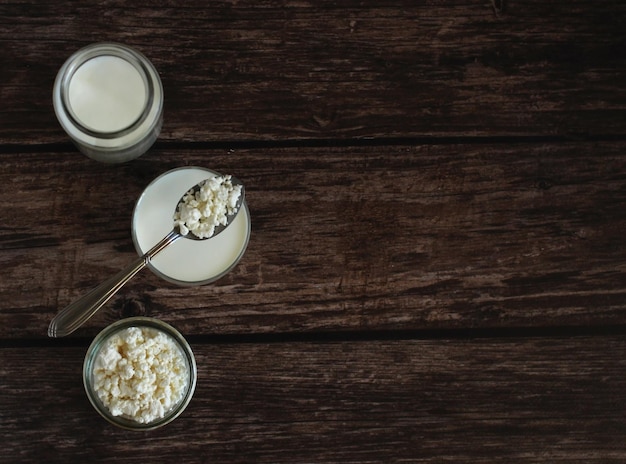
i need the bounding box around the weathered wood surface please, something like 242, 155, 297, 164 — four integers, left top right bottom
3, 336, 626, 463
1, 142, 625, 340
2, 1, 626, 462
0, 0, 625, 144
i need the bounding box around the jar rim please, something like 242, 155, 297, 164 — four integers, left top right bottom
59, 46, 154, 137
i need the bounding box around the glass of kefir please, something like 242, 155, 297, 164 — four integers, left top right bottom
53, 43, 163, 163
132, 166, 251, 286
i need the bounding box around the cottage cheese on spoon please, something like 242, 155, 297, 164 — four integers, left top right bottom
173, 175, 242, 239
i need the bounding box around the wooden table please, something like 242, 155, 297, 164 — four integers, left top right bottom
2, 1, 626, 462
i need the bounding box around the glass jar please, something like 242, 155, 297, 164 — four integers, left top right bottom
83, 317, 196, 430
53, 43, 163, 163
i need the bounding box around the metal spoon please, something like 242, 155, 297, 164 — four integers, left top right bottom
48, 176, 245, 338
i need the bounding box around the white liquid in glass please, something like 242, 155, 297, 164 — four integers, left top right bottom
68, 55, 147, 133
133, 167, 250, 284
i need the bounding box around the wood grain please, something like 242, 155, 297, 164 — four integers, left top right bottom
0, 0, 624, 144
2, 2, 626, 462
2, 336, 626, 463
1, 142, 625, 339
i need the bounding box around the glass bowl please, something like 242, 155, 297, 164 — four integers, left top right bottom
83, 317, 197, 430
131, 166, 251, 286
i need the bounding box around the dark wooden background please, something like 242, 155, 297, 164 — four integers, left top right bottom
1, 1, 626, 462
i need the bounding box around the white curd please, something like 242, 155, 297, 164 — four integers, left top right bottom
92, 326, 189, 424
174, 175, 242, 239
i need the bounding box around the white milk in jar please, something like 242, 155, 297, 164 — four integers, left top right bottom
68, 55, 147, 133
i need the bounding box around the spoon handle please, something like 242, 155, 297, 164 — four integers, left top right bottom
48, 230, 181, 337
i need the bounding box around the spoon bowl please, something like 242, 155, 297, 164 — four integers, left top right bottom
48, 174, 245, 337
174, 175, 245, 241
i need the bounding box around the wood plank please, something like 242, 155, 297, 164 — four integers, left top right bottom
0, 1, 625, 143
1, 142, 625, 338
2, 336, 626, 462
